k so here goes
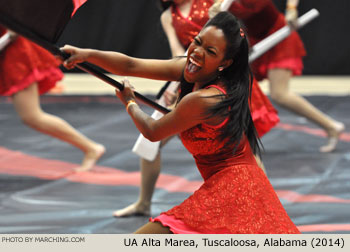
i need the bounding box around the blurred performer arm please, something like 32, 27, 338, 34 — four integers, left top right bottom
160, 8, 186, 57
285, 0, 299, 28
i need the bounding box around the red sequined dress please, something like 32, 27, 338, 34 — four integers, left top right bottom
229, 0, 306, 80
171, 0, 213, 49
171, 0, 279, 137
152, 85, 300, 234
0, 26, 63, 96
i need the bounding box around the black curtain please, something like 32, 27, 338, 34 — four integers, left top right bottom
57, 0, 350, 75
58, 0, 170, 60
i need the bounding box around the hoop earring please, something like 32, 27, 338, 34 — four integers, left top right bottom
218, 66, 224, 72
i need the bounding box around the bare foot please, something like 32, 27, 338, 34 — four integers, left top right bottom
320, 122, 345, 153
74, 144, 106, 172
113, 202, 150, 218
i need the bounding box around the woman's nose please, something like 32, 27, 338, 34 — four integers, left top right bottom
193, 46, 204, 57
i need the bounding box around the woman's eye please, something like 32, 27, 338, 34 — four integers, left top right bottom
207, 49, 216, 55
194, 38, 200, 45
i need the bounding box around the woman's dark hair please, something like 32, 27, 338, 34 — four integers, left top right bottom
178, 12, 262, 156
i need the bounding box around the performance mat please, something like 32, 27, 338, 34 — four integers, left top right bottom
0, 94, 349, 234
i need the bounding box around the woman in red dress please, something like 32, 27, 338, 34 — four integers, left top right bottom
62, 12, 300, 233
113, 0, 279, 218
162, 0, 279, 136
0, 26, 105, 171
213, 0, 345, 152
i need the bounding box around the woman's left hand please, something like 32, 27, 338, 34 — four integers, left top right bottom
115, 78, 136, 106
285, 7, 298, 29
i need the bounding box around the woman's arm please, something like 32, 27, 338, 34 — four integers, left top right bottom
286, 0, 299, 8
61, 45, 185, 82
116, 80, 223, 142
160, 8, 186, 57
285, 0, 299, 26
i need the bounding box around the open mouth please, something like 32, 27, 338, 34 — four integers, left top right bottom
186, 57, 202, 73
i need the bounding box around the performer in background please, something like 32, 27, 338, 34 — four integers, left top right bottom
63, 11, 300, 234
210, 0, 345, 153
113, 0, 279, 218
0, 26, 105, 172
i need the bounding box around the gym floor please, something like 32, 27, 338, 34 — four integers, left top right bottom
0, 74, 349, 234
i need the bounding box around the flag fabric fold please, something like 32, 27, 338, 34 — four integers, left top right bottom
0, 0, 86, 43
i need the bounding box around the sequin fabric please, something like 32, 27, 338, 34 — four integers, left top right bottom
170, 0, 278, 137
0, 26, 63, 96
171, 0, 213, 48
162, 85, 300, 234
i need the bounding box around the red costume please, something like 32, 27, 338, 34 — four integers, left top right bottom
171, 0, 213, 48
0, 26, 63, 96
152, 85, 300, 234
229, 0, 306, 80
171, 0, 279, 137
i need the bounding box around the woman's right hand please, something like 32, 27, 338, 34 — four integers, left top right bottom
115, 78, 136, 106
60, 45, 91, 69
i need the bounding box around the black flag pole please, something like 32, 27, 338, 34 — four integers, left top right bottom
0, 9, 170, 114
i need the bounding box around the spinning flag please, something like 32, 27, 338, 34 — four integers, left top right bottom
0, 0, 169, 114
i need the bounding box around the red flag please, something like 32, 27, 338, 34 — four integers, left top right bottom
72, 0, 88, 17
